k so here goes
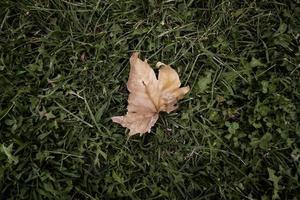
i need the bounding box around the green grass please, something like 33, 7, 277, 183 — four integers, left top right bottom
0, 0, 299, 199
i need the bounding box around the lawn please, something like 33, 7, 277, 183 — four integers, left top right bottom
0, 0, 299, 199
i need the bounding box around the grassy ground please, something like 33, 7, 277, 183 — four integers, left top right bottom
0, 0, 299, 199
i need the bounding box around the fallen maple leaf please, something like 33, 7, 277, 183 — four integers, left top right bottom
112, 52, 190, 136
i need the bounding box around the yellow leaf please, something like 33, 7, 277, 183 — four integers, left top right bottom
112, 52, 190, 136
